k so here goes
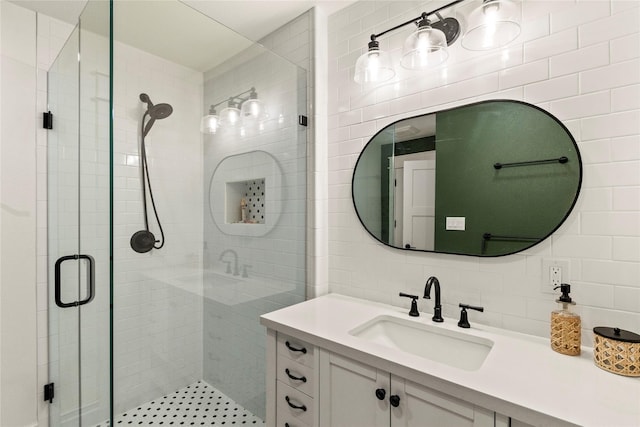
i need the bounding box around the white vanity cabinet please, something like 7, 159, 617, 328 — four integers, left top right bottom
266, 329, 509, 427
318, 351, 502, 427
261, 294, 640, 427
267, 330, 318, 427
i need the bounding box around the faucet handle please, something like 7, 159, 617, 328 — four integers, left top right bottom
399, 293, 420, 317
458, 303, 484, 328
242, 264, 252, 278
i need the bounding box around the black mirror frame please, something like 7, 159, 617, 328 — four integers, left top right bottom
351, 99, 583, 257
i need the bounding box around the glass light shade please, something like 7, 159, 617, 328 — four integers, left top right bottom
400, 24, 449, 70
200, 114, 219, 134
241, 98, 266, 125
219, 106, 241, 127
354, 47, 395, 84
462, 0, 521, 51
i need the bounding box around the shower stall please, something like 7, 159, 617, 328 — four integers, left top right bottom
46, 1, 307, 425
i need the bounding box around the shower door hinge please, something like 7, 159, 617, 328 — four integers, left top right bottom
298, 115, 308, 127
44, 382, 54, 403
43, 111, 53, 130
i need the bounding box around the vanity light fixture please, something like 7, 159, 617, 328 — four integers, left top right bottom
200, 105, 220, 134
353, 37, 396, 84
400, 12, 459, 70
200, 87, 265, 134
462, 0, 521, 51
219, 99, 241, 127
353, 0, 522, 84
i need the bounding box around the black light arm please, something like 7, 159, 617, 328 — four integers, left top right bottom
207, 87, 257, 113
369, 0, 467, 41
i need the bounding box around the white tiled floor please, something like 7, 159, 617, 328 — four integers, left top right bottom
94, 381, 264, 426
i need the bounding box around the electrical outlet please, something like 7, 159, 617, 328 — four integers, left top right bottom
541, 259, 570, 294
550, 266, 562, 288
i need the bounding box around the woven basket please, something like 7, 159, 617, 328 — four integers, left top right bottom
593, 327, 640, 377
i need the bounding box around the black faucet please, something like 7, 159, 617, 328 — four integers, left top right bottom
423, 276, 443, 322
219, 249, 240, 276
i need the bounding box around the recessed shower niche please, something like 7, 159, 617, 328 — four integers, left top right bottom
209, 150, 283, 236
225, 179, 266, 223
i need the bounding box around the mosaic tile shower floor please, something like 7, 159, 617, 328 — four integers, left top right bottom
93, 381, 264, 426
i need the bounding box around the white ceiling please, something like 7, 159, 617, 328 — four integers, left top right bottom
12, 0, 355, 36
12, 0, 353, 71
10, 0, 87, 24
183, 0, 354, 41
113, 1, 255, 71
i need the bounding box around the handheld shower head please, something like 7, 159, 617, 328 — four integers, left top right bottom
140, 93, 173, 137
132, 92, 171, 254
149, 103, 173, 120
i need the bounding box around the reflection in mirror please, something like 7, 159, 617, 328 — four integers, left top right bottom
352, 100, 582, 257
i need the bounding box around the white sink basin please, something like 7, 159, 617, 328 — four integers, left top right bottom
349, 315, 493, 371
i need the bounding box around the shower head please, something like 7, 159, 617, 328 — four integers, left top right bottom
148, 103, 173, 120
140, 93, 173, 137
140, 93, 173, 119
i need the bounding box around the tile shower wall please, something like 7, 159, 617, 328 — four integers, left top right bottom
327, 0, 640, 342
112, 40, 204, 414
201, 14, 310, 418
259, 10, 330, 299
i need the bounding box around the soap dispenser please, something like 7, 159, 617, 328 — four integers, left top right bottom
550, 284, 581, 356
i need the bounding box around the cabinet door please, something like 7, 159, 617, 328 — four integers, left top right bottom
319, 351, 388, 427
510, 419, 535, 427
391, 376, 495, 427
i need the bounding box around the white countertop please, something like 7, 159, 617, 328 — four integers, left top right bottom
260, 293, 640, 427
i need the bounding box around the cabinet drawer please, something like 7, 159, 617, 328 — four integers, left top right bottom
277, 333, 314, 367
277, 355, 314, 397
276, 413, 310, 427
277, 381, 314, 427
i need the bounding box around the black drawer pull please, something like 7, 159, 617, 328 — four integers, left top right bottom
285, 368, 307, 382
285, 396, 307, 411
285, 341, 307, 354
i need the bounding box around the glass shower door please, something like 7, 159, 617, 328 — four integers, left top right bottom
47, 1, 111, 425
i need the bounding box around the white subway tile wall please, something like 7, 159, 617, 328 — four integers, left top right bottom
327, 0, 640, 342
200, 13, 310, 418
112, 40, 204, 416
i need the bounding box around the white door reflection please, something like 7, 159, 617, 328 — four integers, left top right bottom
392, 153, 436, 250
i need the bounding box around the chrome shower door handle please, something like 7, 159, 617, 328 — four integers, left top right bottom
54, 254, 95, 308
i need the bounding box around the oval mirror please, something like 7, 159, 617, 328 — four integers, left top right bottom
352, 100, 582, 257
